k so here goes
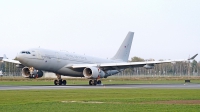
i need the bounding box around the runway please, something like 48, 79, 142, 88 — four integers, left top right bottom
0, 83, 200, 90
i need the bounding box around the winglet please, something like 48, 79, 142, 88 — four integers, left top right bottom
3, 54, 8, 59
188, 54, 198, 60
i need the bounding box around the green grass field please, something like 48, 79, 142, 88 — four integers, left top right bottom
0, 89, 200, 112
0, 77, 200, 112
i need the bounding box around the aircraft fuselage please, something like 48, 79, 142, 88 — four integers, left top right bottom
17, 48, 120, 77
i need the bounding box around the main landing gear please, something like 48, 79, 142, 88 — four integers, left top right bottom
89, 79, 102, 85
54, 74, 67, 85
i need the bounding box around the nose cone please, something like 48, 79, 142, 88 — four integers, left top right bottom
15, 56, 18, 60
16, 54, 23, 62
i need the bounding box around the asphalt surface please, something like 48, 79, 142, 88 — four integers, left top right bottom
0, 83, 200, 90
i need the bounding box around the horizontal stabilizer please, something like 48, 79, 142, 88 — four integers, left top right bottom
2, 54, 21, 64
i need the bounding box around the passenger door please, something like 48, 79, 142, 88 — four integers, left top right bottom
36, 50, 44, 60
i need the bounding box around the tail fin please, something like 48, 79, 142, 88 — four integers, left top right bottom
112, 31, 134, 62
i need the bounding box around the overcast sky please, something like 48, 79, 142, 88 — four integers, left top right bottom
0, 0, 200, 61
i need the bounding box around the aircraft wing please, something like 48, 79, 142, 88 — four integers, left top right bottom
2, 54, 21, 64
71, 54, 198, 70
71, 59, 183, 69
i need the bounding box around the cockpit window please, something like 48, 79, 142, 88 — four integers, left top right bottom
20, 51, 31, 54
21, 51, 25, 54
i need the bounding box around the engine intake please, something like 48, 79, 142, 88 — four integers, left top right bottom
83, 67, 105, 79
22, 67, 43, 78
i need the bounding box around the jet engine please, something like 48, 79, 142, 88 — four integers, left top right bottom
22, 67, 43, 78
143, 64, 154, 69
83, 67, 105, 79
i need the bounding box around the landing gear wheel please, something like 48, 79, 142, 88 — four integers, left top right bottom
59, 80, 63, 85
94, 80, 97, 86
63, 80, 67, 85
54, 80, 58, 85
89, 80, 92, 85
97, 80, 101, 84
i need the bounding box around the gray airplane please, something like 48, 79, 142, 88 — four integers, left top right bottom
3, 32, 198, 85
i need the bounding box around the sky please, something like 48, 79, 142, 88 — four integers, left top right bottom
0, 0, 200, 61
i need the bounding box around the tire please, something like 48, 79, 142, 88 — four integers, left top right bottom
94, 80, 97, 86
54, 80, 58, 85
89, 80, 92, 85
59, 80, 63, 85
63, 80, 67, 85
97, 80, 101, 84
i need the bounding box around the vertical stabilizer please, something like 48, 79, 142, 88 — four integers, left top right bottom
112, 32, 134, 62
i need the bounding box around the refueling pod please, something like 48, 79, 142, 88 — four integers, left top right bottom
16, 64, 25, 68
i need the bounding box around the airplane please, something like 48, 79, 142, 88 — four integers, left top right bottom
2, 32, 198, 85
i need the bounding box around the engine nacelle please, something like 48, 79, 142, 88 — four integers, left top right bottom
143, 64, 154, 69
83, 67, 105, 79
22, 67, 43, 78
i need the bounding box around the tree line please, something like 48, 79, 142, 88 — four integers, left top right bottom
119, 56, 200, 76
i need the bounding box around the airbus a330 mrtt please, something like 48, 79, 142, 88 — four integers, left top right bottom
3, 32, 198, 85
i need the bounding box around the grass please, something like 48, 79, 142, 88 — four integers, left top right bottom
0, 77, 200, 85
0, 89, 200, 112
0, 77, 200, 111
